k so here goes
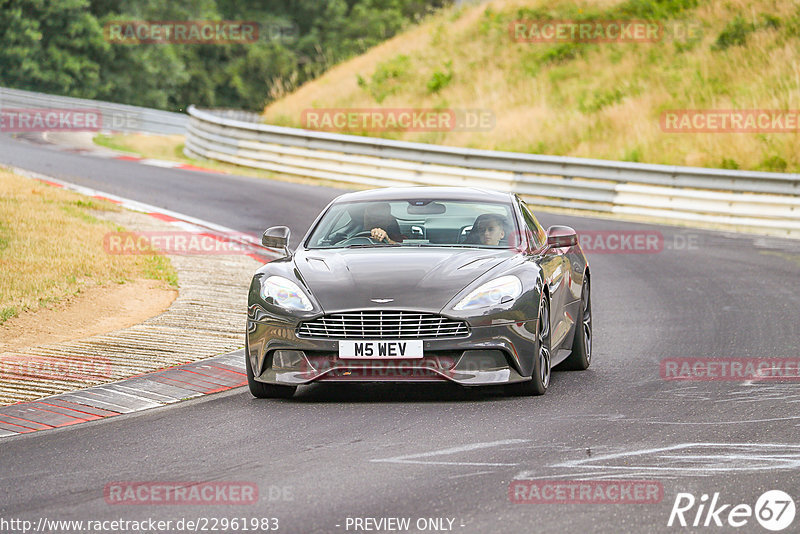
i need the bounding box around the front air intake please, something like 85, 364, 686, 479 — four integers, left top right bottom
297, 311, 469, 339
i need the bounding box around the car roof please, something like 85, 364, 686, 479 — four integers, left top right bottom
333, 186, 514, 204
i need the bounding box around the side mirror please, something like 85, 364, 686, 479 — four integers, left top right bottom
546, 225, 578, 248
262, 226, 291, 255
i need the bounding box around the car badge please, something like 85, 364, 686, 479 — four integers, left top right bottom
371, 298, 394, 303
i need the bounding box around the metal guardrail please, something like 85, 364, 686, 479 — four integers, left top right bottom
185, 106, 800, 236
0, 87, 187, 135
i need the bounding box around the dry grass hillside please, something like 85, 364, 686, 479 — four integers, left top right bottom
263, 0, 800, 172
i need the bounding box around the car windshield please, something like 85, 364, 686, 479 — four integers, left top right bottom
306, 199, 519, 249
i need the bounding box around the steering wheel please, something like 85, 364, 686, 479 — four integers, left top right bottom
353, 230, 386, 242
339, 231, 382, 246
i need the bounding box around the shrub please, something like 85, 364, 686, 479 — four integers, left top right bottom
358, 54, 411, 103
427, 61, 453, 93
712, 17, 755, 50
759, 155, 788, 172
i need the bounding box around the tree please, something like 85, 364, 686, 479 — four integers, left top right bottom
0, 0, 453, 110
0, 0, 108, 97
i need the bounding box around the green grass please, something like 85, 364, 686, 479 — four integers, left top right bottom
141, 254, 179, 289
93, 133, 136, 154
1, 306, 17, 324
60, 204, 100, 224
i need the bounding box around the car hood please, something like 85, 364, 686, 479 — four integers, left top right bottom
294, 247, 513, 313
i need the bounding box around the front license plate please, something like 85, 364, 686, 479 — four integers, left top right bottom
338, 340, 423, 359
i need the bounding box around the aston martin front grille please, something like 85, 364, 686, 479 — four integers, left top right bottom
297, 311, 469, 339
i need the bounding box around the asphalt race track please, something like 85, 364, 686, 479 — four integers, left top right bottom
2, 132, 800, 533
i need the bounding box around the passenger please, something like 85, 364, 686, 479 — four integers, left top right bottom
467, 214, 506, 246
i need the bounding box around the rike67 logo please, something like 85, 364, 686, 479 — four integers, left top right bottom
668, 490, 796, 531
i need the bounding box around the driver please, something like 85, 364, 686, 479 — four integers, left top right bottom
363, 203, 404, 244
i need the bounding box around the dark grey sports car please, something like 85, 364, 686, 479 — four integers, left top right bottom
246, 187, 591, 398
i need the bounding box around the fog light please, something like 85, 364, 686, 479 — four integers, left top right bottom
271, 350, 308, 370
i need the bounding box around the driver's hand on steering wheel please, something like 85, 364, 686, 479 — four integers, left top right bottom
370, 227, 393, 243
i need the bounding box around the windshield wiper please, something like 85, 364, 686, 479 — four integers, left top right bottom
419, 244, 482, 248
343, 243, 400, 249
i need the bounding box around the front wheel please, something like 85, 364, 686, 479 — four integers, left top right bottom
245, 351, 297, 399
560, 277, 592, 370
505, 296, 551, 396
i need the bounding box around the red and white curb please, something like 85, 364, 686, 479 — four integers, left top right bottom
112, 154, 225, 174
7, 165, 276, 263
34, 132, 225, 174
0, 350, 247, 438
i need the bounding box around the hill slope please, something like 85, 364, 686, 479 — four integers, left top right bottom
263, 0, 800, 173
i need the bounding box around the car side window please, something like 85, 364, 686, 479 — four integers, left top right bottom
519, 200, 546, 249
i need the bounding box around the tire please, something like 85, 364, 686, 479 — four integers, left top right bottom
560, 277, 592, 371
245, 351, 297, 399
505, 296, 551, 396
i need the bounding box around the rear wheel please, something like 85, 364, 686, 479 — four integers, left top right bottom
505, 296, 551, 396
560, 278, 592, 370
245, 351, 297, 399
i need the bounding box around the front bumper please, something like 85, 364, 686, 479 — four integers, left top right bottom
246, 307, 539, 386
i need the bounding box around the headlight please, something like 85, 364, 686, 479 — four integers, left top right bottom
453, 275, 522, 311
260, 276, 313, 311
